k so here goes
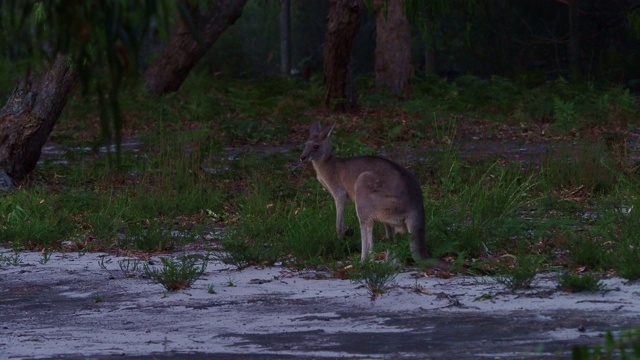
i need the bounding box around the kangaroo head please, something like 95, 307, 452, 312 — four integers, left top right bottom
300, 122, 334, 163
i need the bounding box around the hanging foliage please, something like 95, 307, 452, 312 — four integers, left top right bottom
0, 0, 176, 154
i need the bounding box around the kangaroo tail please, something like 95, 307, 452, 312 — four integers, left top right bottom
411, 226, 428, 260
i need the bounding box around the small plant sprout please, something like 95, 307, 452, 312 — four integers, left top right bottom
474, 293, 497, 301
94, 294, 104, 303
207, 284, 216, 294
97, 255, 108, 270
226, 276, 237, 287
143, 255, 208, 292
0, 252, 22, 267
40, 248, 53, 264
118, 258, 142, 277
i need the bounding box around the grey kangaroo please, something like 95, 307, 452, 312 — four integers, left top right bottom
300, 122, 428, 261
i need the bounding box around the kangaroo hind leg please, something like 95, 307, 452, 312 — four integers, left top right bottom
354, 171, 380, 260
358, 220, 374, 260
384, 224, 395, 240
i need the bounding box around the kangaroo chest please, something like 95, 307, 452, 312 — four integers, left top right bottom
312, 160, 354, 200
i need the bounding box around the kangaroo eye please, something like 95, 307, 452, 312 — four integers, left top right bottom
313, 145, 319, 149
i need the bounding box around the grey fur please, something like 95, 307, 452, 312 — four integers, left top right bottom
300, 122, 428, 261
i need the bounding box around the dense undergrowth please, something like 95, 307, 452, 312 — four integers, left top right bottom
1, 72, 640, 283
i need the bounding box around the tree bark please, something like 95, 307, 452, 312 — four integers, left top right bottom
280, 0, 292, 76
144, 0, 248, 97
423, 15, 437, 75
323, 0, 362, 111
568, 0, 580, 79
0, 54, 78, 187
374, 0, 413, 95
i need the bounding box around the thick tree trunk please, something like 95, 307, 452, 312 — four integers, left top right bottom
145, 0, 248, 97
374, 0, 412, 95
280, 0, 291, 76
0, 54, 78, 188
323, 0, 362, 111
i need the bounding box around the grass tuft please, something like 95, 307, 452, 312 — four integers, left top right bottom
347, 257, 402, 299
143, 254, 208, 292
118, 258, 143, 278
557, 272, 606, 293
493, 254, 543, 292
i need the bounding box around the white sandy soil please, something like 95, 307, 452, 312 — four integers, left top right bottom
1, 248, 640, 359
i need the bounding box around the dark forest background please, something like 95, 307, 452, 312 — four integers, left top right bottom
203, 0, 640, 83
1, 0, 640, 184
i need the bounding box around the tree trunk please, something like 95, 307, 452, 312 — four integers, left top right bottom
568, 0, 580, 79
423, 15, 437, 75
144, 0, 248, 97
280, 0, 292, 76
0, 53, 78, 188
323, 0, 362, 111
374, 0, 413, 95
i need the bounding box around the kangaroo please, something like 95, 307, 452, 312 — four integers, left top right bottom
300, 122, 428, 261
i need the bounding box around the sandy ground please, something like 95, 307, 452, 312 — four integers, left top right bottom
1, 248, 640, 359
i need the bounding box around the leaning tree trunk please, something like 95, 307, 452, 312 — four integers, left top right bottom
374, 0, 412, 95
0, 54, 78, 189
145, 0, 248, 97
323, 0, 362, 111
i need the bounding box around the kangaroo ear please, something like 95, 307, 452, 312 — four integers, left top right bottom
309, 122, 322, 136
320, 123, 335, 139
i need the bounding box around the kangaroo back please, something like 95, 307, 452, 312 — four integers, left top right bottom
300, 122, 428, 261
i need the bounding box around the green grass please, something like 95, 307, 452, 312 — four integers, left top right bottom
1, 74, 640, 286
404, 75, 638, 128
563, 234, 609, 271
425, 163, 535, 259
1, 124, 228, 252
557, 272, 606, 293
538, 141, 618, 196
601, 204, 640, 280
572, 328, 640, 359
0, 189, 76, 249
